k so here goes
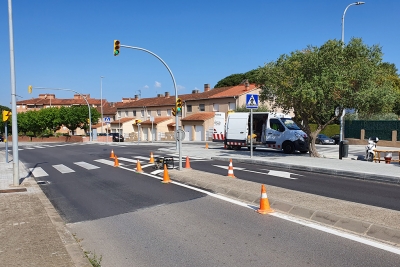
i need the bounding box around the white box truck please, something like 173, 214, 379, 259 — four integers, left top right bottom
224, 112, 309, 154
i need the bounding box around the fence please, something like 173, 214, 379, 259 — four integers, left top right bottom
345, 120, 400, 141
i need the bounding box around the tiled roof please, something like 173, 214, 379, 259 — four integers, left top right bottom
110, 117, 135, 124
96, 103, 117, 115
140, 116, 173, 125
181, 112, 215, 121
17, 98, 102, 106
117, 84, 259, 108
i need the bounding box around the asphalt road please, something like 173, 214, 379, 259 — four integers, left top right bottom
14, 143, 400, 266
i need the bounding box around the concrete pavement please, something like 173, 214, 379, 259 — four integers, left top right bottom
0, 150, 92, 267
1, 141, 399, 267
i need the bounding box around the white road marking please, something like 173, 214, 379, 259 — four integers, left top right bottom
150, 170, 164, 175
33, 146, 46, 148
213, 165, 246, 170
74, 162, 100, 170
29, 167, 48, 177
118, 157, 138, 163
52, 164, 75, 174
94, 159, 123, 166
25, 147, 35, 150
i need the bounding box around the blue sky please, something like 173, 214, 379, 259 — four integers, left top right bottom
1, 0, 399, 108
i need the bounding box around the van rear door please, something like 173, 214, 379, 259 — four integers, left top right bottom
226, 113, 249, 142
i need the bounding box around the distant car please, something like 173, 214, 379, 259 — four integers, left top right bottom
110, 133, 124, 142
0, 136, 4, 142
330, 134, 340, 145
316, 134, 335, 145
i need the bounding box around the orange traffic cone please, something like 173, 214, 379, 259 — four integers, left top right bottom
113, 155, 119, 167
149, 152, 154, 163
205, 143, 209, 149
185, 156, 191, 169
227, 159, 235, 178
136, 159, 143, 173
110, 149, 115, 159
161, 164, 171, 183
257, 185, 274, 214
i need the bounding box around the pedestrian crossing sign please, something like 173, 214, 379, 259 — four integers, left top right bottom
246, 94, 259, 109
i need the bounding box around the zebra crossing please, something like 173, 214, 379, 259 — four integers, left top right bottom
29, 153, 210, 178
14, 142, 130, 151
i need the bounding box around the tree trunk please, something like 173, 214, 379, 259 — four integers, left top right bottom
308, 132, 321, 157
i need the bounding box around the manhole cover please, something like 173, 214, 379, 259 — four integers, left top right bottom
36, 181, 48, 185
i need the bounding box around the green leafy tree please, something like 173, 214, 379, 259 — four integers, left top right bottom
256, 38, 398, 157
58, 106, 100, 135
235, 104, 270, 112
214, 69, 258, 88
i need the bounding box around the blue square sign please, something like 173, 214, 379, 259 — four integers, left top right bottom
246, 94, 259, 109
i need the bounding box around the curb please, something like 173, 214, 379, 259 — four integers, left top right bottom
211, 156, 400, 184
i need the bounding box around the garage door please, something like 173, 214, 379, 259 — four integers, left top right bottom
195, 125, 204, 141
184, 125, 192, 141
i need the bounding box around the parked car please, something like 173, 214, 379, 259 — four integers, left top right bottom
0, 135, 4, 142
330, 134, 340, 145
316, 134, 335, 145
110, 133, 124, 142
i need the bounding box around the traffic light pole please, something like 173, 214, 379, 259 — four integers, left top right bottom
120, 44, 182, 170
29, 87, 92, 141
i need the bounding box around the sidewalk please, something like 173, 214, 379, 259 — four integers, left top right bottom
0, 151, 91, 267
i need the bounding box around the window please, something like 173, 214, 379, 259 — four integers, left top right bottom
125, 111, 128, 117
132, 110, 136, 117
157, 110, 161, 116
167, 109, 171, 116
213, 104, 219, 112
199, 104, 205, 111
147, 110, 151, 117
187, 105, 192, 112
270, 119, 285, 132
118, 111, 121, 118
229, 102, 236, 111
141, 110, 144, 117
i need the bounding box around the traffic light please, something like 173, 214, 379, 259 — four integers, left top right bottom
134, 119, 142, 125
114, 40, 120, 56
2, 110, 11, 122
28, 85, 32, 94
176, 98, 182, 112
172, 107, 176, 116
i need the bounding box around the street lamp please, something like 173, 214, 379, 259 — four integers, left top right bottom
341, 2, 365, 46
100, 76, 104, 135
339, 1, 365, 158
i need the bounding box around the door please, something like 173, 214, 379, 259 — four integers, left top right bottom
266, 118, 285, 145
184, 125, 192, 141
226, 113, 248, 141
195, 125, 204, 141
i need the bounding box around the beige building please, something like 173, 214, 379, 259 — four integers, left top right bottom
113, 82, 264, 141
16, 82, 274, 142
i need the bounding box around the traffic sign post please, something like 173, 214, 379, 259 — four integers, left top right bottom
246, 94, 259, 158
104, 117, 111, 143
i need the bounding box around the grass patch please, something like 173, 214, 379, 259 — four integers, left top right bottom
84, 250, 102, 267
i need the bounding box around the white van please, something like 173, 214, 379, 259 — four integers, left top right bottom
224, 112, 309, 154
